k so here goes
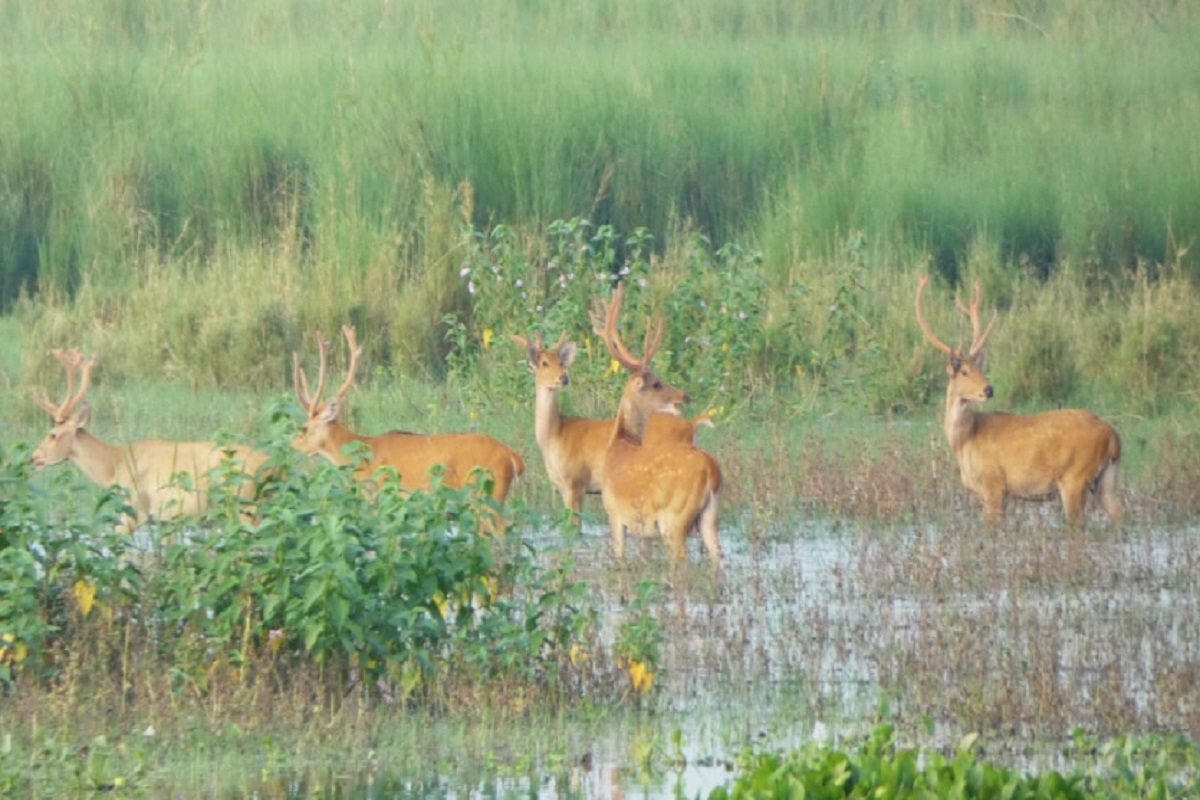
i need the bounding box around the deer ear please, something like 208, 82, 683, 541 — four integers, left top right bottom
559, 342, 577, 367
973, 349, 988, 373
322, 397, 344, 423
73, 402, 92, 429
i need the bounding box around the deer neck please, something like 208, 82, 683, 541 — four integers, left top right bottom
944, 389, 980, 455
321, 423, 368, 466
611, 391, 650, 447
70, 430, 123, 486
533, 385, 564, 450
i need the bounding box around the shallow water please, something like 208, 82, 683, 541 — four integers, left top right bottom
193, 514, 1200, 798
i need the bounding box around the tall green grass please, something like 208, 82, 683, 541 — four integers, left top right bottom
1, 0, 1197, 313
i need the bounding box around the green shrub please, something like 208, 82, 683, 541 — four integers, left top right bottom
710, 723, 1200, 800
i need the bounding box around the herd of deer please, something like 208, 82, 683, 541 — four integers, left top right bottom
28, 277, 1123, 562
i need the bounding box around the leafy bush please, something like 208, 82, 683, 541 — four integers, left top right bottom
0, 438, 599, 709
710, 724, 1200, 800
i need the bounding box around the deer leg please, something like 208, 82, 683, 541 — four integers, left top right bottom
979, 491, 1005, 525
561, 485, 585, 529
609, 515, 627, 559
663, 519, 688, 562
1059, 480, 1087, 527
1097, 462, 1123, 526
697, 494, 722, 565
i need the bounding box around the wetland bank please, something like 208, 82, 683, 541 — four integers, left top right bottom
4, 0, 1200, 796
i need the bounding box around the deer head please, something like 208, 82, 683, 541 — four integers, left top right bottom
589, 282, 689, 425
292, 325, 362, 458
31, 349, 98, 468
916, 274, 998, 407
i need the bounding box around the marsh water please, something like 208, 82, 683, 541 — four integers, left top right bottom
175, 513, 1200, 798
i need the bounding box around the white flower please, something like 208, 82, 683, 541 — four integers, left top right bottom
515, 279, 523, 288
468, 281, 476, 294
459, 267, 471, 277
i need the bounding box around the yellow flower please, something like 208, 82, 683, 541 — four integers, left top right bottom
627, 659, 654, 693
434, 592, 451, 619
0, 632, 26, 668
74, 579, 97, 618
480, 576, 498, 603
795, 363, 804, 376
569, 642, 589, 666
482, 328, 495, 350
606, 358, 620, 377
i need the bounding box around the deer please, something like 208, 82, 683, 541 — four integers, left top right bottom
915, 274, 1122, 527
292, 325, 524, 510
31, 349, 269, 531
587, 282, 722, 564
511, 330, 713, 528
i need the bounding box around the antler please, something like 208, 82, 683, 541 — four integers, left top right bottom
293, 332, 330, 415
293, 326, 363, 415
512, 330, 568, 353
588, 281, 663, 374
954, 282, 998, 359
334, 325, 363, 401
915, 275, 953, 355
33, 348, 97, 423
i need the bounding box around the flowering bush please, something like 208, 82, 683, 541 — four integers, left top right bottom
454, 218, 768, 408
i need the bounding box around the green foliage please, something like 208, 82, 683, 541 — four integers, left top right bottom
0, 435, 599, 708
710, 724, 1200, 800
1005, 316, 1080, 407
459, 218, 772, 409
614, 581, 662, 670
0, 733, 148, 796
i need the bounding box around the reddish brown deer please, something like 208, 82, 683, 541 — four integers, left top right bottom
292, 326, 524, 509
587, 283, 722, 563
915, 274, 1122, 526
511, 330, 712, 527
31, 349, 268, 530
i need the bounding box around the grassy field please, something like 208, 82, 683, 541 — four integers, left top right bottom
1, 1, 1199, 387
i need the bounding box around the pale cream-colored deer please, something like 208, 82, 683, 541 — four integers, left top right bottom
915, 274, 1122, 526
511, 330, 712, 527
587, 283, 722, 563
292, 325, 524, 508
31, 349, 269, 530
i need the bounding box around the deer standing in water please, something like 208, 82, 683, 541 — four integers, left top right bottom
587, 283, 722, 563
512, 330, 712, 528
915, 274, 1122, 526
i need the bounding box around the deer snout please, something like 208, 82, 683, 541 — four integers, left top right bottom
984, 384, 994, 399
560, 373, 570, 387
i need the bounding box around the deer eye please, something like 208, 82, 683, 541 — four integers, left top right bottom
653, 380, 663, 390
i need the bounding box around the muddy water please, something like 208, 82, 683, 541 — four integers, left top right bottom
220, 516, 1200, 798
